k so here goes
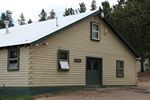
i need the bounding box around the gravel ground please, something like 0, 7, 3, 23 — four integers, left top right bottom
35, 82, 150, 100
35, 72, 150, 100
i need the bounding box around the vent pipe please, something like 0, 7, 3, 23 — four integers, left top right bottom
56, 17, 58, 26
4, 20, 9, 34
101, 12, 104, 18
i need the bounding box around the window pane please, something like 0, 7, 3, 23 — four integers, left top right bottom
92, 31, 99, 39
59, 61, 69, 69
117, 69, 124, 77
8, 47, 19, 71
120, 61, 124, 68
60, 52, 68, 60
10, 50, 18, 58
92, 24, 99, 31
9, 60, 18, 69
116, 60, 124, 78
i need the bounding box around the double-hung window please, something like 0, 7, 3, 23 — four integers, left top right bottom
58, 50, 69, 71
91, 22, 100, 41
116, 60, 124, 78
8, 47, 20, 71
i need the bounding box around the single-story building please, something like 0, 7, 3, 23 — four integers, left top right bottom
0, 10, 139, 95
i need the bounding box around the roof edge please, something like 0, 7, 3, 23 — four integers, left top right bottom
31, 11, 100, 45
31, 10, 139, 58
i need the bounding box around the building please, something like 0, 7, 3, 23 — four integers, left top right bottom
0, 10, 139, 95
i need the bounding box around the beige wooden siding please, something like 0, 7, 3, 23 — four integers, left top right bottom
30, 16, 137, 86
0, 47, 30, 87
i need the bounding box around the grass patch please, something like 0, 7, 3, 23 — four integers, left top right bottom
0, 95, 33, 100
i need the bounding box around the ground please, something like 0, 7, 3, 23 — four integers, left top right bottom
35, 72, 150, 100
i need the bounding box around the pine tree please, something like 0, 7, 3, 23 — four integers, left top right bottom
63, 8, 75, 16
0, 13, 6, 29
47, 9, 56, 19
28, 19, 32, 24
5, 10, 14, 27
78, 2, 87, 13
91, 0, 97, 10
18, 13, 26, 25
63, 8, 70, 16
0, 10, 14, 28
39, 9, 47, 21
70, 8, 75, 15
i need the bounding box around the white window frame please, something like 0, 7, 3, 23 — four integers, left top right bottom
91, 22, 100, 41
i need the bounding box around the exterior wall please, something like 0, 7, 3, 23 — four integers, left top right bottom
0, 47, 30, 87
30, 16, 137, 87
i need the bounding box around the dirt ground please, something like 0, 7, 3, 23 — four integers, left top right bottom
35, 72, 150, 100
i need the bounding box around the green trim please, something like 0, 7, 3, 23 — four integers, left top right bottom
0, 85, 137, 96
31, 11, 100, 45
0, 86, 86, 96
102, 18, 139, 57
0, 87, 30, 96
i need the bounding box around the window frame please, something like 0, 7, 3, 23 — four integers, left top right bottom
90, 22, 100, 41
58, 49, 70, 71
7, 46, 20, 71
116, 60, 124, 78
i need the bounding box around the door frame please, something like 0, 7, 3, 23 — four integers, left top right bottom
86, 56, 103, 86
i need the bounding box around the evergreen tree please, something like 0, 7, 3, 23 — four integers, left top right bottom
0, 10, 14, 28
18, 13, 26, 25
39, 9, 47, 21
5, 10, 14, 27
0, 13, 6, 29
64, 8, 70, 16
63, 8, 75, 16
101, 1, 112, 18
91, 0, 97, 11
28, 19, 32, 24
101, 0, 150, 59
78, 2, 87, 13
47, 9, 56, 19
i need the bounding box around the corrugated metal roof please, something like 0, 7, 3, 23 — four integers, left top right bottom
0, 10, 97, 47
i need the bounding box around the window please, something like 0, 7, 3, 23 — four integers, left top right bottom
91, 22, 100, 41
8, 46, 20, 71
116, 60, 124, 78
58, 50, 69, 70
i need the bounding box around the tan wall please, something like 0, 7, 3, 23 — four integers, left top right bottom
30, 16, 137, 86
0, 47, 30, 87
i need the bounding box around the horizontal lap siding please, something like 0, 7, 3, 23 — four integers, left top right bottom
0, 47, 30, 87
30, 16, 136, 86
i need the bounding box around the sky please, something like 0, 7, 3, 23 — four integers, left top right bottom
0, 0, 117, 24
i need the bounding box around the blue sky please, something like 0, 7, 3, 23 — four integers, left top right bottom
0, 0, 117, 24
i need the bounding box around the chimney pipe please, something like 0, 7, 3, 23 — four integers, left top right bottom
56, 17, 58, 26
101, 12, 104, 18
4, 20, 9, 34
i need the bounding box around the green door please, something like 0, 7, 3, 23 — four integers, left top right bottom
86, 57, 102, 86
